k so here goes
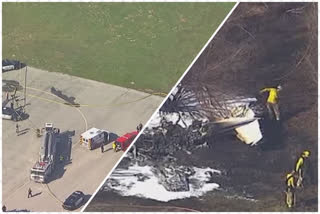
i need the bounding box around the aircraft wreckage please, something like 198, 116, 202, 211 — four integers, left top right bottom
102, 84, 268, 201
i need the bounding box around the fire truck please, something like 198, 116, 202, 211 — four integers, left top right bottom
30, 123, 60, 183
80, 127, 109, 150
114, 131, 138, 152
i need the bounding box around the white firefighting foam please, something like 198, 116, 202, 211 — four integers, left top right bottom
104, 164, 220, 202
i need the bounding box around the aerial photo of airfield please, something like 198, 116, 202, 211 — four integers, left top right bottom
85, 2, 318, 212
2, 2, 235, 212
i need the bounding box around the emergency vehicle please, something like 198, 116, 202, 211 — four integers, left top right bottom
30, 123, 60, 183
114, 131, 138, 152
80, 127, 109, 150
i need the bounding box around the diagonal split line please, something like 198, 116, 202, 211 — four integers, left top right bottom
80, 2, 240, 212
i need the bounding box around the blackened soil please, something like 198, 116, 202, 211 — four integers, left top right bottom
85, 3, 317, 212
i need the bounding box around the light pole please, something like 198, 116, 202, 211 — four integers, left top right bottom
24, 66, 27, 110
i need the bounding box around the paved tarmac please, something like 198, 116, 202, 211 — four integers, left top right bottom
2, 67, 163, 211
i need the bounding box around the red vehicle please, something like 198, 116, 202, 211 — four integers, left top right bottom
114, 131, 138, 152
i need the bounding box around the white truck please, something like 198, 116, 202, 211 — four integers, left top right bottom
30, 123, 60, 183
80, 127, 109, 150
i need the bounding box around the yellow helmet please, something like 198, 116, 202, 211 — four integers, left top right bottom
302, 150, 310, 157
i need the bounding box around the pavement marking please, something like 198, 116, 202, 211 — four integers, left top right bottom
21, 87, 88, 148
5, 88, 88, 206
42, 183, 64, 205
72, 108, 88, 149
17, 88, 88, 131
29, 88, 88, 147
18, 91, 71, 106
75, 107, 88, 131
24, 91, 153, 108
17, 85, 155, 152
7, 85, 162, 208
25, 86, 164, 108
16, 90, 88, 149
27, 87, 88, 206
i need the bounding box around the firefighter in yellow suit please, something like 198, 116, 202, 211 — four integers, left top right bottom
295, 150, 311, 187
260, 85, 282, 120
285, 171, 296, 208
112, 141, 117, 152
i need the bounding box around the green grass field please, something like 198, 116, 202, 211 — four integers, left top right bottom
3, 3, 235, 93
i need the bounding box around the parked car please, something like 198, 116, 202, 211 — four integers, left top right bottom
2, 59, 26, 72
62, 191, 85, 211
2, 107, 17, 121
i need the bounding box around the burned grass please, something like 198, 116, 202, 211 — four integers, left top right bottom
85, 2, 317, 212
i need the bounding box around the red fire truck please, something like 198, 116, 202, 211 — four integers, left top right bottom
114, 131, 138, 152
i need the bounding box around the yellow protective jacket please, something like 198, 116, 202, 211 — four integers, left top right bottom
295, 156, 304, 172
286, 172, 295, 188
260, 88, 278, 104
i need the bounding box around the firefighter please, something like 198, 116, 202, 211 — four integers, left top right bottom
295, 150, 311, 187
137, 123, 143, 132
260, 85, 282, 121
36, 128, 41, 137
16, 124, 20, 134
100, 143, 104, 153
27, 188, 32, 198
112, 142, 116, 152
286, 171, 296, 189
285, 170, 297, 208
